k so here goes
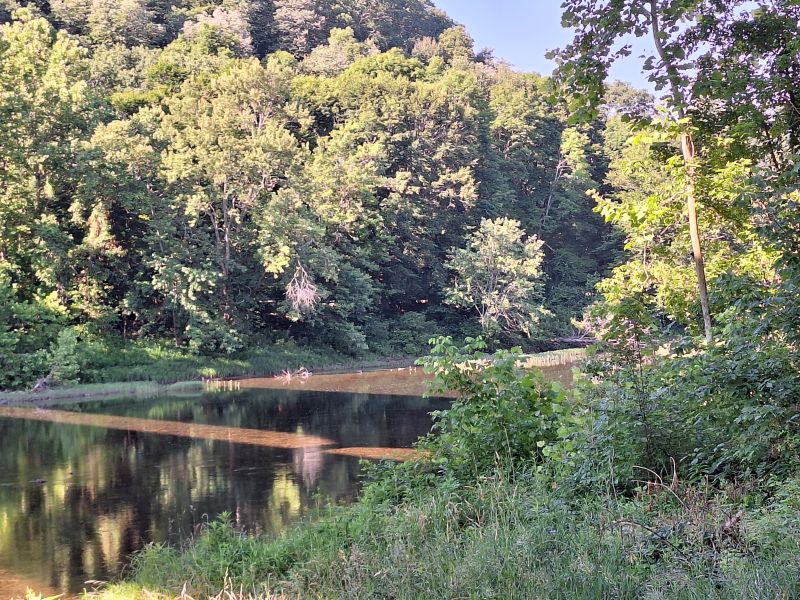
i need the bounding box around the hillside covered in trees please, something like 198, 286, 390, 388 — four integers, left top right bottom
102, 0, 800, 594
3, 0, 800, 597
1, 0, 625, 389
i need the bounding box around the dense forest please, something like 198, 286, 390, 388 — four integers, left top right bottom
0, 0, 628, 390
2, 0, 800, 597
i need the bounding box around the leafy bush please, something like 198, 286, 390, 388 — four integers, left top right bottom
48, 329, 81, 385
417, 336, 576, 481
365, 312, 445, 357
0, 273, 68, 389
574, 280, 800, 489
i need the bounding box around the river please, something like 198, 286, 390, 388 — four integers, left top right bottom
0, 363, 575, 597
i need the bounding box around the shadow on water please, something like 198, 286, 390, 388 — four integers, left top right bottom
0, 387, 449, 596
0, 363, 579, 596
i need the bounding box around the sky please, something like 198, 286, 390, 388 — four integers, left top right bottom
433, 0, 654, 91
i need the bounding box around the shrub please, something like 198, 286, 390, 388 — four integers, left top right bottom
48, 329, 81, 385
417, 336, 576, 482
574, 284, 800, 488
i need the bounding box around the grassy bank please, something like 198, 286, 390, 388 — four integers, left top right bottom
73, 341, 360, 385
79, 339, 800, 600
0, 341, 422, 405
88, 471, 800, 600
0, 341, 585, 406
0, 380, 202, 406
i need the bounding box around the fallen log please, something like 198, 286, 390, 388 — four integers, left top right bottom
31, 376, 50, 393
552, 337, 597, 347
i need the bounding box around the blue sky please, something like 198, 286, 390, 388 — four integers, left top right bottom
433, 0, 654, 90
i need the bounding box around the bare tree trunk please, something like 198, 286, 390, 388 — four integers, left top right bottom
680, 132, 713, 342
650, 0, 713, 342
539, 158, 566, 233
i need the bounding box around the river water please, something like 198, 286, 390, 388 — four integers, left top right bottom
0, 364, 574, 597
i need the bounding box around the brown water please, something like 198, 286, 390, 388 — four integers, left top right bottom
235, 361, 576, 394
0, 365, 575, 598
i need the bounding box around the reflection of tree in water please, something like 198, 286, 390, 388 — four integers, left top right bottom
293, 446, 324, 488
0, 389, 443, 593
211, 390, 450, 449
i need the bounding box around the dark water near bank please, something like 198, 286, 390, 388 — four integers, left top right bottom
0, 384, 449, 596
0, 363, 577, 596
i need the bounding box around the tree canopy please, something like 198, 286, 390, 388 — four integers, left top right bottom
0, 2, 625, 388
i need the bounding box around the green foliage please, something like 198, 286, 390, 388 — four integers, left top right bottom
0, 6, 620, 389
553, 0, 800, 491
417, 336, 573, 481
593, 120, 776, 332
289, 474, 800, 600
0, 11, 102, 307
99, 472, 800, 600
73, 338, 351, 384
445, 218, 548, 338
124, 505, 376, 596
89, 325, 800, 598
573, 275, 800, 490
27, 2, 798, 597
47, 328, 81, 385
0, 271, 66, 389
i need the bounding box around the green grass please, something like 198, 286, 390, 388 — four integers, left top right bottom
77, 341, 354, 385
0, 381, 200, 405
87, 472, 800, 600
0, 340, 418, 403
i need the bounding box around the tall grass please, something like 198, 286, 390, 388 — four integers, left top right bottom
90, 472, 800, 600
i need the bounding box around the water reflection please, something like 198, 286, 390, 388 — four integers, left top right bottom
0, 389, 449, 596
0, 363, 577, 596
235, 363, 576, 396
236, 368, 439, 397
325, 447, 426, 461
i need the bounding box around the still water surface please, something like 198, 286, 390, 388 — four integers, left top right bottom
0, 364, 574, 597
0, 379, 447, 596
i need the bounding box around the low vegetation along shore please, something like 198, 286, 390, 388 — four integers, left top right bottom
0, 347, 583, 406
71, 337, 800, 600
0, 342, 422, 405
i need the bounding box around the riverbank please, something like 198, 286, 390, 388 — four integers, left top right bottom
0, 380, 201, 407
8, 338, 800, 600
85, 469, 800, 600
0, 344, 419, 406
0, 346, 584, 406
76, 339, 800, 600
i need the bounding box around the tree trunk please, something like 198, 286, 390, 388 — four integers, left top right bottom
539, 158, 566, 233
680, 132, 713, 342
649, 0, 713, 342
